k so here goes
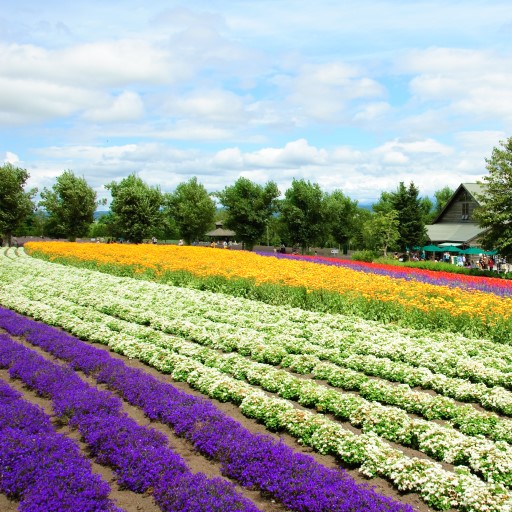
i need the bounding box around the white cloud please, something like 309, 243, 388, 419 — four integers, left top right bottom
162, 89, 247, 124
16, 134, 490, 206
331, 147, 364, 162
0, 76, 99, 124
376, 138, 453, 156
382, 151, 409, 165
82, 91, 144, 122
2, 1, 510, 207
402, 47, 512, 125
0, 40, 182, 87
4, 151, 19, 164
286, 62, 385, 123
154, 123, 234, 141
353, 102, 391, 122
452, 130, 505, 175
212, 147, 243, 169
455, 130, 505, 150
244, 139, 328, 168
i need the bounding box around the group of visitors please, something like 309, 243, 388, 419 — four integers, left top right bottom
478, 254, 495, 271
210, 240, 231, 249
393, 248, 505, 272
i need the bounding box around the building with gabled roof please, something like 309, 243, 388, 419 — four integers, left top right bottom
205, 221, 236, 240
426, 183, 487, 246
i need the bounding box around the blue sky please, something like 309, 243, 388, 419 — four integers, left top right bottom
2, 0, 512, 206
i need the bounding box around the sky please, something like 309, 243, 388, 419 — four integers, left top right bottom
2, 0, 512, 207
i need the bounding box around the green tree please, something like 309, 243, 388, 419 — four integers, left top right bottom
421, 186, 453, 224
106, 173, 164, 244
374, 182, 427, 251
371, 191, 394, 215
432, 186, 454, 218
393, 182, 428, 250
0, 163, 37, 245
166, 177, 216, 245
39, 170, 99, 241
324, 190, 359, 249
28, 208, 47, 237
362, 210, 400, 256
215, 177, 280, 250
349, 207, 373, 251
88, 213, 114, 239
279, 179, 327, 252
474, 137, 512, 257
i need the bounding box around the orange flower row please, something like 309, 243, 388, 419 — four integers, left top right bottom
25, 242, 511, 325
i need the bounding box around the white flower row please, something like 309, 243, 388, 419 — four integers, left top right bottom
6, 252, 512, 434
20, 249, 512, 371
1, 292, 511, 511
10, 287, 512, 488
21, 249, 512, 391
1, 251, 512, 510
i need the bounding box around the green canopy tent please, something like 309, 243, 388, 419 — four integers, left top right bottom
439, 245, 462, 253
460, 247, 485, 255
421, 244, 444, 252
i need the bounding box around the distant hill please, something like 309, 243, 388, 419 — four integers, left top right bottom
93, 210, 109, 220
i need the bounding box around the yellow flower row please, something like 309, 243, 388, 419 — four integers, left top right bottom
25, 242, 511, 325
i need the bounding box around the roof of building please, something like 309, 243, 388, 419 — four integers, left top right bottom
205, 227, 236, 237
431, 182, 486, 224
426, 223, 484, 244
462, 182, 486, 198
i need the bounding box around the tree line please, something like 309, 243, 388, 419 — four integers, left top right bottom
1, 136, 511, 257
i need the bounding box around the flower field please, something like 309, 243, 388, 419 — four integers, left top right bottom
25, 242, 512, 343
262, 252, 512, 297
1, 244, 512, 510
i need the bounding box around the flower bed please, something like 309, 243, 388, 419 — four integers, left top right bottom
24, 242, 512, 342
263, 252, 512, 296
0, 308, 411, 512
0, 333, 258, 512
2, 248, 512, 510
0, 376, 119, 512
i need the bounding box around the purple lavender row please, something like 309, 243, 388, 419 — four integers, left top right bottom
0, 376, 121, 512
257, 252, 512, 297
0, 332, 260, 512
0, 306, 413, 512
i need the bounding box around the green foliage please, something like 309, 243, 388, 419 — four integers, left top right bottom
11, 207, 46, 237
392, 182, 428, 250
349, 207, 372, 250
265, 216, 282, 247
39, 170, 98, 241
279, 179, 326, 252
362, 210, 400, 256
88, 214, 114, 239
166, 177, 216, 244
351, 250, 380, 262
106, 173, 164, 244
216, 177, 280, 250
372, 182, 428, 251
152, 216, 180, 241
474, 137, 512, 258
0, 163, 37, 244
323, 190, 359, 248
430, 186, 454, 221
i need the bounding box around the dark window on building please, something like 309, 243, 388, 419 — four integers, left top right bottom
461, 202, 469, 220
